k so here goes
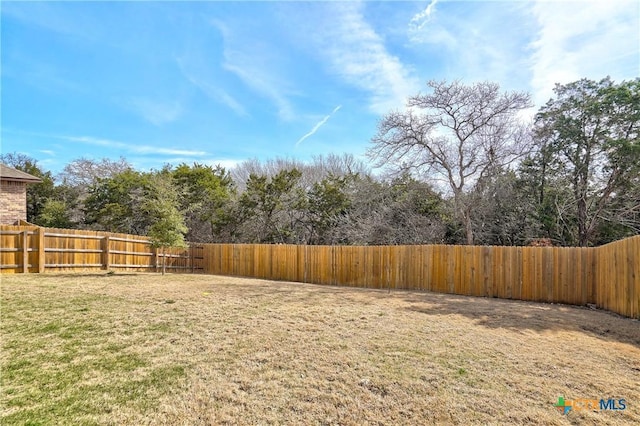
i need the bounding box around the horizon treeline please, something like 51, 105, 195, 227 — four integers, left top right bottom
2, 77, 638, 247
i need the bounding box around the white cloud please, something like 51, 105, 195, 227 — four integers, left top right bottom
406, 1, 534, 89
212, 20, 296, 121
528, 0, 640, 106
223, 60, 294, 121
312, 2, 420, 114
188, 74, 247, 117
296, 105, 342, 147
404, 0, 638, 108
134, 157, 243, 171
61, 135, 207, 157
175, 55, 248, 117
407, 0, 457, 50
407, 0, 460, 51
215, 90, 248, 117
409, 0, 439, 32
203, 158, 243, 170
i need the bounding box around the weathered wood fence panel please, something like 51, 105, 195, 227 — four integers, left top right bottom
201, 237, 639, 319
595, 236, 640, 319
0, 225, 39, 273
3, 224, 637, 319
0, 225, 204, 274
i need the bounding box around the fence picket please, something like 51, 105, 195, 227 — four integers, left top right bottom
0, 225, 204, 274
1, 224, 637, 319
195, 237, 638, 319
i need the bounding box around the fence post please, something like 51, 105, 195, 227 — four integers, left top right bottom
37, 227, 45, 273
21, 230, 29, 273
102, 236, 111, 271
190, 244, 195, 274
152, 247, 158, 273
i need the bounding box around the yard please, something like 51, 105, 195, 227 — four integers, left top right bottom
1, 273, 638, 425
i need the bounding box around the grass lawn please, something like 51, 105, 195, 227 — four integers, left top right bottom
1, 273, 639, 425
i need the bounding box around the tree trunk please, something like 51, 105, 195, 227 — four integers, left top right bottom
454, 191, 475, 245
576, 178, 589, 246
577, 198, 589, 247
464, 211, 474, 245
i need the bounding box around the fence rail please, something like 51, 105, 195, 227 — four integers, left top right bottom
0, 225, 204, 274
201, 237, 639, 319
1, 225, 637, 319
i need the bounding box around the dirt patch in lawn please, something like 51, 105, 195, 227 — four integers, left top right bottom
1, 273, 638, 425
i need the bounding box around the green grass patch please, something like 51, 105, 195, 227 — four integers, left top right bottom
1, 275, 188, 425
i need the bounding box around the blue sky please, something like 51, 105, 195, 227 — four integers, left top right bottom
1, 0, 638, 174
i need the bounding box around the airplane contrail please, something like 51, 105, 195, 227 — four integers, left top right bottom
295, 105, 342, 147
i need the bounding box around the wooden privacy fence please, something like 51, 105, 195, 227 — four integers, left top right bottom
0, 225, 204, 274
202, 237, 640, 319
1, 223, 637, 319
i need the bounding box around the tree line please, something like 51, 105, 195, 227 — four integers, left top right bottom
2, 77, 638, 247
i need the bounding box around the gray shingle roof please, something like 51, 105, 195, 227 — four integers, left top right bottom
0, 164, 43, 183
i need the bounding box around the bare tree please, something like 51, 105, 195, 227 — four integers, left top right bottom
231, 154, 369, 193
58, 157, 132, 188
309, 153, 369, 177
231, 158, 306, 191
57, 157, 132, 226
369, 80, 532, 244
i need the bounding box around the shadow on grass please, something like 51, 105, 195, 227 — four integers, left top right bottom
269, 279, 639, 348
161, 276, 640, 349
399, 290, 640, 348
285, 280, 640, 348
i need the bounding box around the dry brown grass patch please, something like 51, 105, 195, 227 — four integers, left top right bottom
1, 273, 638, 425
